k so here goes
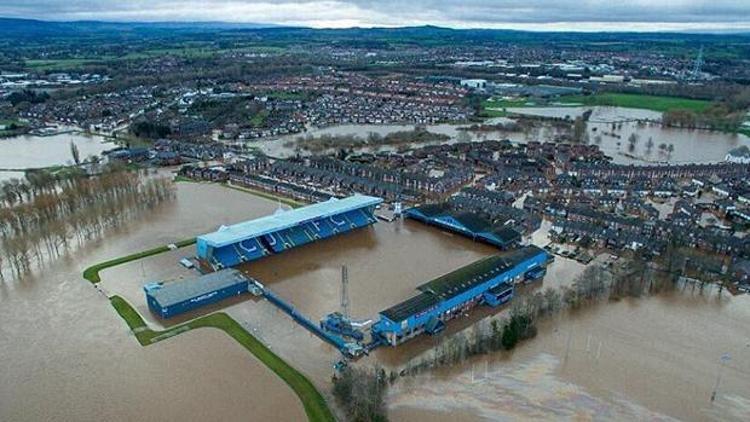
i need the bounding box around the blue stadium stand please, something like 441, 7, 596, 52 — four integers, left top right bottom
197, 195, 383, 269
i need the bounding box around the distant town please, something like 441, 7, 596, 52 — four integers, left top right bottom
2, 19, 750, 422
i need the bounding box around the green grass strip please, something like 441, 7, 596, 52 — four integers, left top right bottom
82, 238, 196, 284
557, 93, 711, 113
109, 296, 334, 422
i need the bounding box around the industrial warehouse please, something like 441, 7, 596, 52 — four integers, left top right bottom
140, 194, 551, 355
144, 268, 251, 319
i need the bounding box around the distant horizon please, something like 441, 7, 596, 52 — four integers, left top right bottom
2, 16, 750, 35
1, 0, 749, 33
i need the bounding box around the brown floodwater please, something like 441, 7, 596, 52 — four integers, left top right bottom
506, 106, 750, 164
2, 181, 750, 422
0, 182, 306, 421
99, 200, 503, 387
388, 288, 750, 422
244, 220, 497, 322
0, 132, 114, 181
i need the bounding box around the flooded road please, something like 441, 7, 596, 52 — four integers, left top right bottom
0, 132, 114, 181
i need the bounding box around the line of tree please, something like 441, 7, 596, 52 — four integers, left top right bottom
7, 89, 49, 107
289, 126, 451, 153
0, 166, 175, 279
661, 86, 750, 132
332, 365, 389, 422
130, 120, 172, 139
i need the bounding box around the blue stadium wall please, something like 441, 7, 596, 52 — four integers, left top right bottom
372, 248, 549, 346
197, 204, 379, 269
406, 208, 518, 249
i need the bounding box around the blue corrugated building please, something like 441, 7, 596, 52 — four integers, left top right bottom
372, 246, 549, 346
406, 204, 521, 249
196, 195, 382, 270
144, 268, 249, 318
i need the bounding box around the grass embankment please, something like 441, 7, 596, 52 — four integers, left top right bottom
110, 296, 334, 422
557, 93, 712, 113
82, 238, 196, 284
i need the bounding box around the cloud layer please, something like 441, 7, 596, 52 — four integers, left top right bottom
2, 0, 750, 31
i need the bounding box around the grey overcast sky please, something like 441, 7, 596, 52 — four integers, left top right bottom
1, 1, 749, 31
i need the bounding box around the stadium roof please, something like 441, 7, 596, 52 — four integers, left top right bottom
379, 246, 547, 323
198, 195, 382, 248
417, 246, 546, 299
380, 292, 440, 323
147, 268, 248, 307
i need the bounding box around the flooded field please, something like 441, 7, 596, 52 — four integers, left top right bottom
257, 122, 507, 158
245, 221, 496, 322
256, 108, 750, 166
507, 106, 750, 164
2, 180, 749, 422
0, 132, 114, 181
0, 182, 305, 422
389, 291, 750, 421
100, 200, 504, 385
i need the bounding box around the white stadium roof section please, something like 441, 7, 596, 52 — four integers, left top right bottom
198, 194, 383, 248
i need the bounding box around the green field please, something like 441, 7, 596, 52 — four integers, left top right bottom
483, 97, 543, 109
557, 93, 712, 113
481, 97, 550, 117
249, 109, 270, 127
24, 58, 111, 70
109, 297, 334, 422
482, 93, 712, 116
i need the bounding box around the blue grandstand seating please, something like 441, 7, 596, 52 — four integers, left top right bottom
339, 212, 356, 229
238, 238, 268, 261
198, 195, 382, 268
213, 245, 241, 268
232, 244, 247, 262
203, 199, 380, 268
346, 209, 371, 227
329, 215, 346, 231
262, 232, 287, 253
302, 223, 320, 239
313, 218, 335, 237
284, 226, 313, 247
